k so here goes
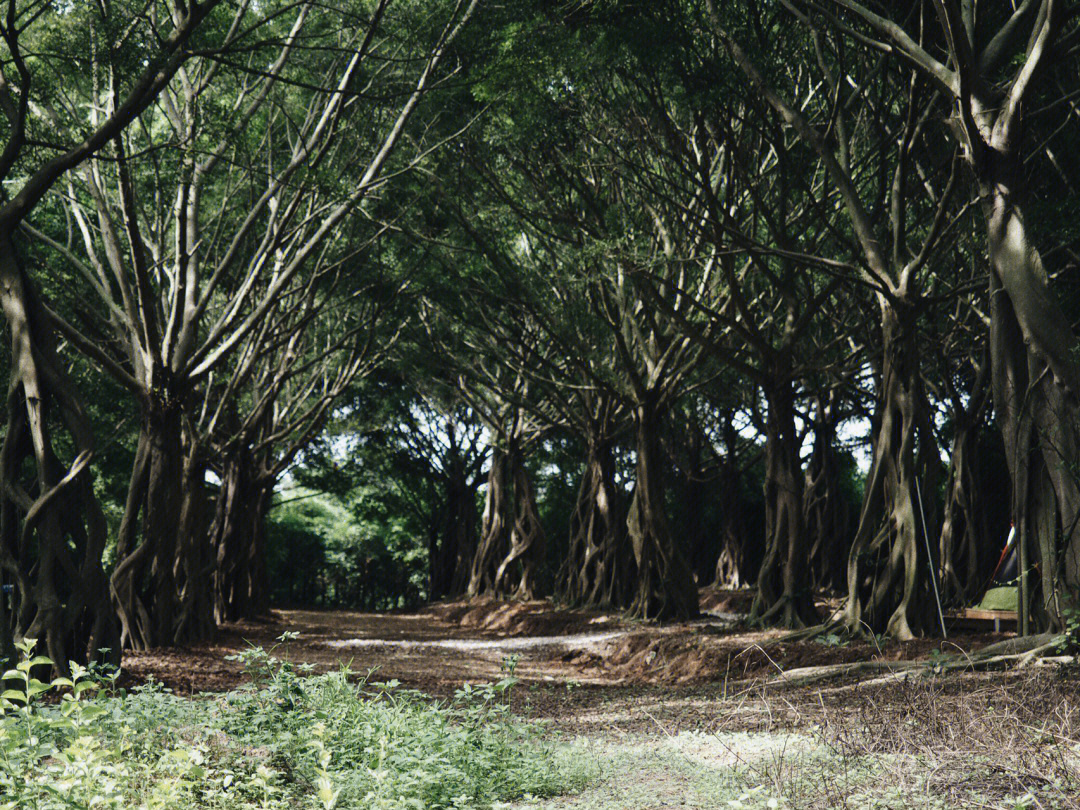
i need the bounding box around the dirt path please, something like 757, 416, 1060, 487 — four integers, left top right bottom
121, 591, 1007, 710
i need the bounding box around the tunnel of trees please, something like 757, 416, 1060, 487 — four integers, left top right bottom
0, 0, 1078, 671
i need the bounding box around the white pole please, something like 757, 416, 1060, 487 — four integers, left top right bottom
915, 477, 947, 638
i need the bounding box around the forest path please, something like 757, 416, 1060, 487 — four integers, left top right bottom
121, 589, 1002, 713
118, 595, 1077, 807
120, 596, 745, 696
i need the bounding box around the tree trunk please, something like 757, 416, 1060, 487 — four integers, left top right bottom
626, 397, 697, 620
212, 448, 273, 622
985, 185, 1080, 630
0, 237, 119, 671
937, 390, 993, 608
803, 395, 850, 593
937, 423, 977, 607
430, 452, 478, 600
468, 440, 546, 599
111, 395, 194, 649
752, 372, 818, 628
174, 436, 216, 641
495, 457, 546, 599
557, 436, 634, 608
678, 416, 712, 585
469, 447, 510, 597
712, 458, 746, 588
841, 301, 938, 639
712, 418, 748, 588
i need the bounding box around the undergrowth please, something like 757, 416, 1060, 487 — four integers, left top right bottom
0, 635, 591, 809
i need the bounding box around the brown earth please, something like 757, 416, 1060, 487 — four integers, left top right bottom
121, 588, 1010, 702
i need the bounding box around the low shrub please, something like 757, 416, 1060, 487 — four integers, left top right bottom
0, 636, 589, 809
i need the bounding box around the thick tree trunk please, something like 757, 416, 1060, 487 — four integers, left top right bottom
495, 458, 546, 599
626, 397, 697, 620
937, 424, 979, 607
712, 457, 746, 588
752, 372, 818, 628
174, 437, 216, 641
430, 453, 478, 600
677, 417, 712, 585
470, 447, 510, 597
840, 302, 939, 639
557, 436, 634, 609
111, 396, 200, 649
986, 185, 1080, 630
0, 238, 119, 671
803, 395, 850, 593
468, 441, 546, 599
212, 449, 273, 622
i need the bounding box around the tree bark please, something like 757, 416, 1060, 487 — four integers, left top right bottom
626, 397, 697, 620
677, 415, 712, 585
211, 447, 273, 623
470, 447, 511, 597
174, 436, 216, 641
840, 301, 938, 639
0, 237, 119, 671
986, 185, 1080, 630
752, 370, 819, 628
938, 422, 982, 606
111, 393, 204, 649
803, 393, 850, 593
468, 440, 546, 600
712, 417, 749, 588
557, 435, 634, 609
937, 361, 993, 607
429, 449, 479, 600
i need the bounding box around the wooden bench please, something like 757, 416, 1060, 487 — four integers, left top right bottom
945, 608, 1018, 633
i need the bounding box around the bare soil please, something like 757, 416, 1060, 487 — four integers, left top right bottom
122, 589, 1011, 713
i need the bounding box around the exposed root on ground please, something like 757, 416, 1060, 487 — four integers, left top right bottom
767, 632, 1071, 688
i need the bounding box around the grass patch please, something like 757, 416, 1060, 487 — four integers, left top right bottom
511, 671, 1080, 810
0, 637, 592, 809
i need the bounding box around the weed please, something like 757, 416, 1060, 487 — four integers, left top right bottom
814, 633, 849, 648
0, 639, 590, 809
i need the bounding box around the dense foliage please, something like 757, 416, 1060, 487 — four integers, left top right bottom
0, 638, 588, 809
0, 0, 1079, 677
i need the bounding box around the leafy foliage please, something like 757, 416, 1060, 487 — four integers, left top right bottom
266, 486, 428, 610
0, 638, 589, 809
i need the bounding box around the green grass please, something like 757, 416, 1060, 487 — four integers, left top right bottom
0, 638, 592, 810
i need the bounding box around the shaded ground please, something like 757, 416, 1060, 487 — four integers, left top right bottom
122, 597, 639, 696
123, 588, 1013, 710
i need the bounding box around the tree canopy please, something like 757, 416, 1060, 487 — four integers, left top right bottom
3, 0, 1080, 670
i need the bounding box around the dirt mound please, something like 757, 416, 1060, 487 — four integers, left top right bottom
566, 627, 990, 685
424, 597, 622, 637
698, 587, 756, 615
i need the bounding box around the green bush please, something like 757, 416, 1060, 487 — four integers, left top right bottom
0, 637, 589, 809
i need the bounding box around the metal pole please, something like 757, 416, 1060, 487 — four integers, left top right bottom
915, 477, 947, 639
